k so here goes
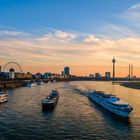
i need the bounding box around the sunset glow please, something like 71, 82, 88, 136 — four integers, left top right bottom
0, 0, 140, 76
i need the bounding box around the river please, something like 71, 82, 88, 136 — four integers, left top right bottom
0, 81, 140, 140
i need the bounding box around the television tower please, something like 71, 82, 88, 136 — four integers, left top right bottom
112, 57, 116, 83
129, 64, 131, 81
131, 64, 133, 81
129, 64, 134, 82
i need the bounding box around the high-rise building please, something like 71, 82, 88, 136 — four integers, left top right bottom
105, 72, 110, 79
61, 71, 64, 75
89, 74, 94, 78
43, 72, 52, 79
95, 73, 101, 79
64, 67, 70, 76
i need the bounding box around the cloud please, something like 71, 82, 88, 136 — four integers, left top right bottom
54, 30, 76, 40
83, 35, 100, 43
1, 2, 140, 76
37, 30, 77, 42
101, 23, 140, 39
123, 3, 140, 21
0, 30, 29, 39
127, 3, 140, 13
90, 2, 140, 42
119, 2, 140, 32
1, 29, 140, 67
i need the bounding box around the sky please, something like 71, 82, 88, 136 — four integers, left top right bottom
0, 0, 140, 76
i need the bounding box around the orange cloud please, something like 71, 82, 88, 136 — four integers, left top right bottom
0, 30, 140, 76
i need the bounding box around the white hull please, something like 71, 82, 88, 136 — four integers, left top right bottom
88, 93, 131, 117
0, 94, 8, 103
0, 97, 8, 103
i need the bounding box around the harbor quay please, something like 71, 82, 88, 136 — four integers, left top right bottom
0, 77, 94, 89
0, 79, 52, 89
1, 78, 140, 90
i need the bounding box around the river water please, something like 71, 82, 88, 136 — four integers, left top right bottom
0, 81, 140, 140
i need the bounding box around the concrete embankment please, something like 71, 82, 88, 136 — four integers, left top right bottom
0, 79, 47, 89
0, 78, 94, 89
0, 80, 27, 89
120, 82, 140, 90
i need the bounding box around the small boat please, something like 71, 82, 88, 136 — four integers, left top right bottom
37, 81, 44, 85
88, 90, 133, 117
42, 90, 59, 110
26, 82, 37, 87
0, 89, 8, 103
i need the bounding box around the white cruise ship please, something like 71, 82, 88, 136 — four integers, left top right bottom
88, 90, 133, 117
0, 90, 8, 103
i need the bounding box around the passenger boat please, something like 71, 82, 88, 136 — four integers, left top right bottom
26, 82, 37, 87
88, 90, 133, 117
0, 89, 8, 103
37, 81, 44, 85
42, 90, 59, 110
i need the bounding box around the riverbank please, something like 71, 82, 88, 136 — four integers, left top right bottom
2, 79, 139, 90
0, 77, 96, 90
0, 79, 47, 89
120, 82, 140, 90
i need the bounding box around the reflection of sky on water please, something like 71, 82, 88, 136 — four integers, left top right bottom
0, 81, 139, 139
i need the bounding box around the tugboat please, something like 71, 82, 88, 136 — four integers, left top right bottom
0, 89, 8, 103
88, 90, 133, 117
42, 90, 59, 110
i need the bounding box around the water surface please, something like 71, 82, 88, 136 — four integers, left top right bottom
0, 81, 140, 140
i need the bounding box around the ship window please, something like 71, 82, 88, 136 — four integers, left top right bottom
120, 105, 127, 107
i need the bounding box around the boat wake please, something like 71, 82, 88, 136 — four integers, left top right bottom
73, 88, 88, 97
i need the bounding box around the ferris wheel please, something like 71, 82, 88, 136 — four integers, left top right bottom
3, 62, 23, 72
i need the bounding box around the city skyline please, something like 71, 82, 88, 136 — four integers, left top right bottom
0, 0, 140, 76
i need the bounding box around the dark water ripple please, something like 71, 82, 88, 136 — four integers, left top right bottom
0, 81, 140, 139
